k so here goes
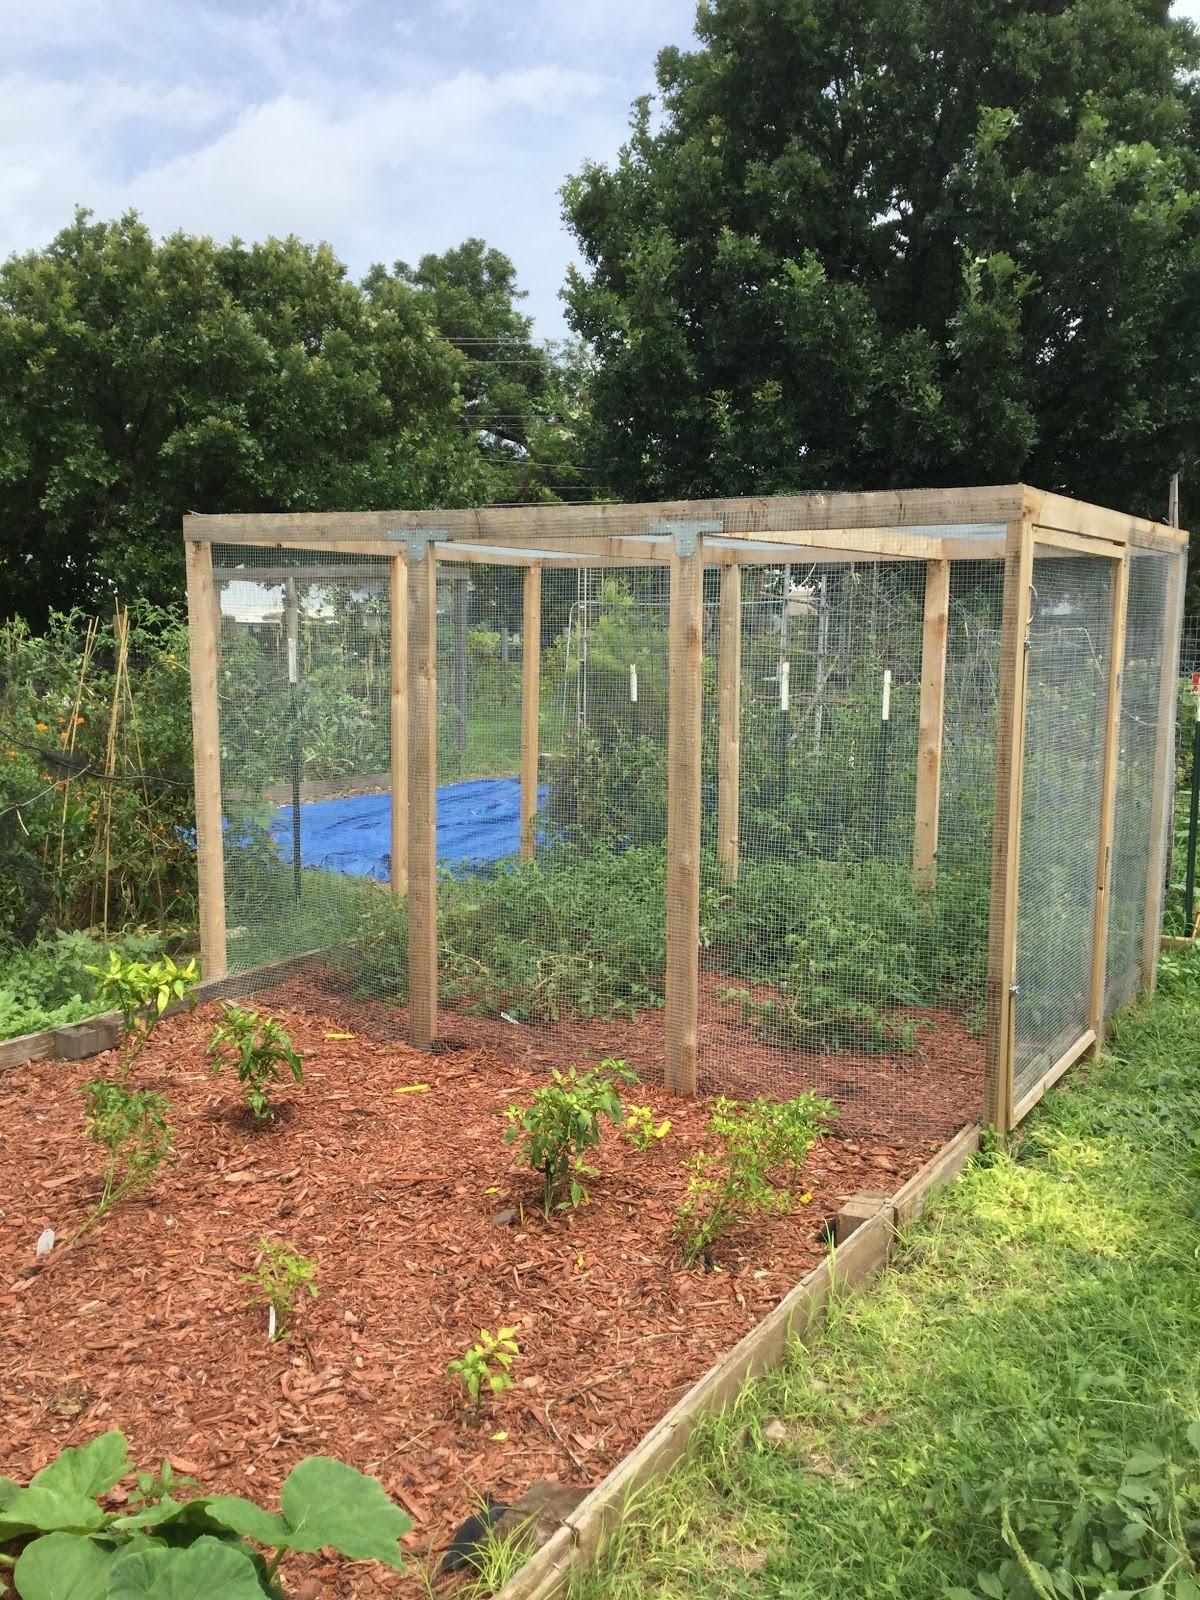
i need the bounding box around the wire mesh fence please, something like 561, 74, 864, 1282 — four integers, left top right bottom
189, 498, 1183, 1145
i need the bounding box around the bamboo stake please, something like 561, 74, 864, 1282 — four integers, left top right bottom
56, 617, 99, 876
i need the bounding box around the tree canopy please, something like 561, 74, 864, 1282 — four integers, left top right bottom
562, 0, 1200, 521
0, 212, 490, 621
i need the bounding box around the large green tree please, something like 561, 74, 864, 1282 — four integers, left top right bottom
383, 238, 594, 505
0, 211, 489, 621
563, 0, 1200, 521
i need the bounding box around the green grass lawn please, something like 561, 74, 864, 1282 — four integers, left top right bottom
572, 952, 1200, 1600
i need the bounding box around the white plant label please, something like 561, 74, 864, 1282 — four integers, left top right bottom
629, 662, 638, 703
779, 660, 790, 712
881, 668, 892, 722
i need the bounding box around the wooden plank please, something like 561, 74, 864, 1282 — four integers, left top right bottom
664, 539, 705, 1094
0, 1030, 56, 1072
913, 559, 950, 886
984, 518, 1034, 1133
520, 566, 542, 859
1087, 555, 1129, 1042
407, 548, 439, 1049
717, 563, 741, 881
495, 1212, 894, 1600
1010, 1028, 1096, 1126
389, 555, 408, 896
182, 486, 1026, 547
1144, 551, 1187, 988
184, 539, 228, 982
1028, 487, 1184, 549
1031, 526, 1126, 558
891, 1123, 982, 1223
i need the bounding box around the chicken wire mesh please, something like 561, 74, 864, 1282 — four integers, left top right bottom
190, 504, 1180, 1140
1012, 552, 1114, 1102
1105, 552, 1169, 1014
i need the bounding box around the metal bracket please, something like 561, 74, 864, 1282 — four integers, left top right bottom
386, 528, 446, 563
648, 519, 723, 558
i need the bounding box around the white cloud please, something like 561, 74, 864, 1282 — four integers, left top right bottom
0, 0, 698, 335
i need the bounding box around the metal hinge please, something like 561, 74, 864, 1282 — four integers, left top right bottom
648, 518, 723, 558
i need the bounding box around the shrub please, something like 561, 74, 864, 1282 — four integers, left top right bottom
505, 1060, 636, 1214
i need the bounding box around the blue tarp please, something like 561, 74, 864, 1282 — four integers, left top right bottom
268, 776, 546, 881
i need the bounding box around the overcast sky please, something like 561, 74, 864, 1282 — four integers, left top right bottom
2, 0, 1198, 343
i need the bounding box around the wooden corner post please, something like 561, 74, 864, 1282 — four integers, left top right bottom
984, 516, 1034, 1133
717, 563, 741, 881
405, 532, 440, 1050
184, 537, 228, 981
1143, 549, 1187, 987
520, 565, 542, 859
913, 559, 950, 886
1087, 554, 1130, 1044
662, 521, 718, 1095
389, 554, 409, 896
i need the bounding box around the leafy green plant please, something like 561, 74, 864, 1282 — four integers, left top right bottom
89, 949, 198, 1078
673, 1093, 835, 1267
959, 1439, 1200, 1600
245, 1239, 318, 1341
77, 1079, 174, 1239
623, 1103, 671, 1150
207, 1004, 303, 1123
505, 1060, 636, 1214
0, 1429, 411, 1596
447, 1328, 521, 1415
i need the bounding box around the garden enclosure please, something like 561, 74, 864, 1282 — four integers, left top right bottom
184, 486, 1186, 1138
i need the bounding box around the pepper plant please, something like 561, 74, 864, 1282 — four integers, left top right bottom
89, 949, 198, 1080
673, 1092, 836, 1267
207, 1004, 303, 1123
76, 1079, 174, 1241
447, 1328, 520, 1415
505, 1059, 636, 1214
245, 1239, 318, 1341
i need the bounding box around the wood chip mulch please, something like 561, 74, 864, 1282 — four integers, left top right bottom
0, 997, 961, 1596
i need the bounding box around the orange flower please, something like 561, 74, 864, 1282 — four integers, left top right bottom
35, 721, 48, 732
75, 716, 85, 726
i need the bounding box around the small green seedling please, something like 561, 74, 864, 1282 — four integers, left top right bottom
623, 1103, 671, 1150
89, 950, 198, 1079
77, 1079, 174, 1239
208, 1003, 303, 1123
505, 1059, 636, 1215
447, 1328, 520, 1414
246, 1238, 318, 1341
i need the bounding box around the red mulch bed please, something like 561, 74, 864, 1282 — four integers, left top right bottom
0, 995, 958, 1595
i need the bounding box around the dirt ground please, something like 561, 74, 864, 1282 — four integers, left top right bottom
0, 991, 972, 1594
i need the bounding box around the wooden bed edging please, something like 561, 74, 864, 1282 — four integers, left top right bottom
0, 949, 325, 1075
494, 1119, 983, 1600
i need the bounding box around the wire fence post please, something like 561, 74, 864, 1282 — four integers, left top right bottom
403, 531, 440, 1050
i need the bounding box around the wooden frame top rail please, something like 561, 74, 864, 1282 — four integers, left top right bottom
184, 484, 1186, 556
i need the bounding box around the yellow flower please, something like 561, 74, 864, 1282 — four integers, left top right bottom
35, 721, 48, 732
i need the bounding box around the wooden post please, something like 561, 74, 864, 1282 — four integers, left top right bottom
984, 518, 1034, 1133
1087, 556, 1129, 1044
913, 559, 950, 887
184, 539, 228, 981
717, 563, 741, 881
520, 566, 541, 859
1143, 550, 1187, 987
389, 555, 408, 896
664, 535, 705, 1095
407, 541, 439, 1049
